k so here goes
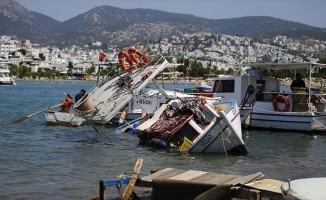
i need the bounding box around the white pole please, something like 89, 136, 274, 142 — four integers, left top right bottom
248, 38, 251, 86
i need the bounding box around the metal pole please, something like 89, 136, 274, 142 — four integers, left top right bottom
99, 180, 105, 200
96, 64, 101, 86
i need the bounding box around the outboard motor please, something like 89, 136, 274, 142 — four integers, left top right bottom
240, 85, 256, 108
255, 84, 264, 101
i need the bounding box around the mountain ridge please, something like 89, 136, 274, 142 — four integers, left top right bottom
1, 0, 325, 47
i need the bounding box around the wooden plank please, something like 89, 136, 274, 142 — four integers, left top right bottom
249, 189, 260, 200
122, 158, 143, 200
138, 168, 261, 187
140, 168, 186, 182
190, 173, 239, 185
137, 168, 281, 200
241, 179, 285, 200
169, 170, 207, 181
245, 179, 284, 194
233, 189, 261, 200
232, 188, 284, 200
226, 172, 264, 185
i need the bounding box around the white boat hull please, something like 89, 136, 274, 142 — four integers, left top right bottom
188, 100, 247, 154
74, 53, 170, 125
0, 68, 16, 85
281, 178, 326, 200
45, 111, 84, 126
241, 101, 326, 131
46, 111, 143, 126
136, 98, 248, 154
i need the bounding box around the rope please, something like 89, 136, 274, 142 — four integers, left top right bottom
218, 119, 248, 155
253, 106, 313, 115
312, 118, 326, 131
219, 123, 228, 156
78, 111, 107, 139
0, 151, 98, 184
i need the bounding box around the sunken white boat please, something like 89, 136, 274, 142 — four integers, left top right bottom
135, 97, 248, 154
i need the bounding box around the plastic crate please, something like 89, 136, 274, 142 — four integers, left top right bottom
179, 137, 193, 151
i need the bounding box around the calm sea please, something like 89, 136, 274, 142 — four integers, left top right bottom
1, 80, 326, 199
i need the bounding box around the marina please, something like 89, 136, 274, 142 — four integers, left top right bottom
2, 80, 326, 199
1, 1, 326, 199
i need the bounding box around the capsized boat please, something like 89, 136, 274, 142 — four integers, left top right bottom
73, 50, 171, 125
209, 62, 326, 132
44, 89, 194, 126
45, 50, 171, 126
134, 97, 248, 154
110, 88, 201, 124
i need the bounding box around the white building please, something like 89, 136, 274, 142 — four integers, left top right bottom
0, 42, 17, 56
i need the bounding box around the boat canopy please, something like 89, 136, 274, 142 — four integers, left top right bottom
242, 62, 326, 70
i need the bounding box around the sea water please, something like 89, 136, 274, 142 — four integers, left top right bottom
0, 80, 326, 199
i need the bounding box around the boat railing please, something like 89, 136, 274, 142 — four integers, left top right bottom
173, 87, 215, 97
257, 90, 326, 112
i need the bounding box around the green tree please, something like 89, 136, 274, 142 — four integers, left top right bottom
317, 56, 326, 78
37, 67, 43, 77
87, 65, 96, 74
16, 65, 32, 78
18, 49, 27, 56
8, 64, 18, 76
67, 61, 74, 77
39, 53, 46, 61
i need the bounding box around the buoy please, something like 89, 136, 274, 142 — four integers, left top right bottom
150, 138, 167, 148
119, 110, 127, 124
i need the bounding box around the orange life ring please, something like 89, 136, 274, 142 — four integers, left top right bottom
118, 51, 135, 72
128, 47, 148, 66
273, 94, 290, 112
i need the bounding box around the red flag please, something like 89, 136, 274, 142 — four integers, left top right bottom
99, 52, 106, 61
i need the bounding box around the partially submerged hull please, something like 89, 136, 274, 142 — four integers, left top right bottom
136, 97, 248, 154
188, 100, 247, 154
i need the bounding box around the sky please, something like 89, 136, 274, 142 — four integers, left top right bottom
17, 0, 326, 28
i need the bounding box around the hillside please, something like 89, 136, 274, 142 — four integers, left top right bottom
0, 0, 325, 47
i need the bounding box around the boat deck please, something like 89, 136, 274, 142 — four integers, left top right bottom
136, 168, 284, 200
96, 159, 286, 200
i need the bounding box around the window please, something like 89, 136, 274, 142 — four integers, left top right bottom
212, 80, 235, 93
170, 123, 199, 148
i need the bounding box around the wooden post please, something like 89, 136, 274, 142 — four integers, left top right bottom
249, 189, 260, 200
122, 158, 143, 200
99, 180, 105, 200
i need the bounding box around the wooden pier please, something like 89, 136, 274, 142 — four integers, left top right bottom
97, 159, 286, 200
136, 168, 284, 200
